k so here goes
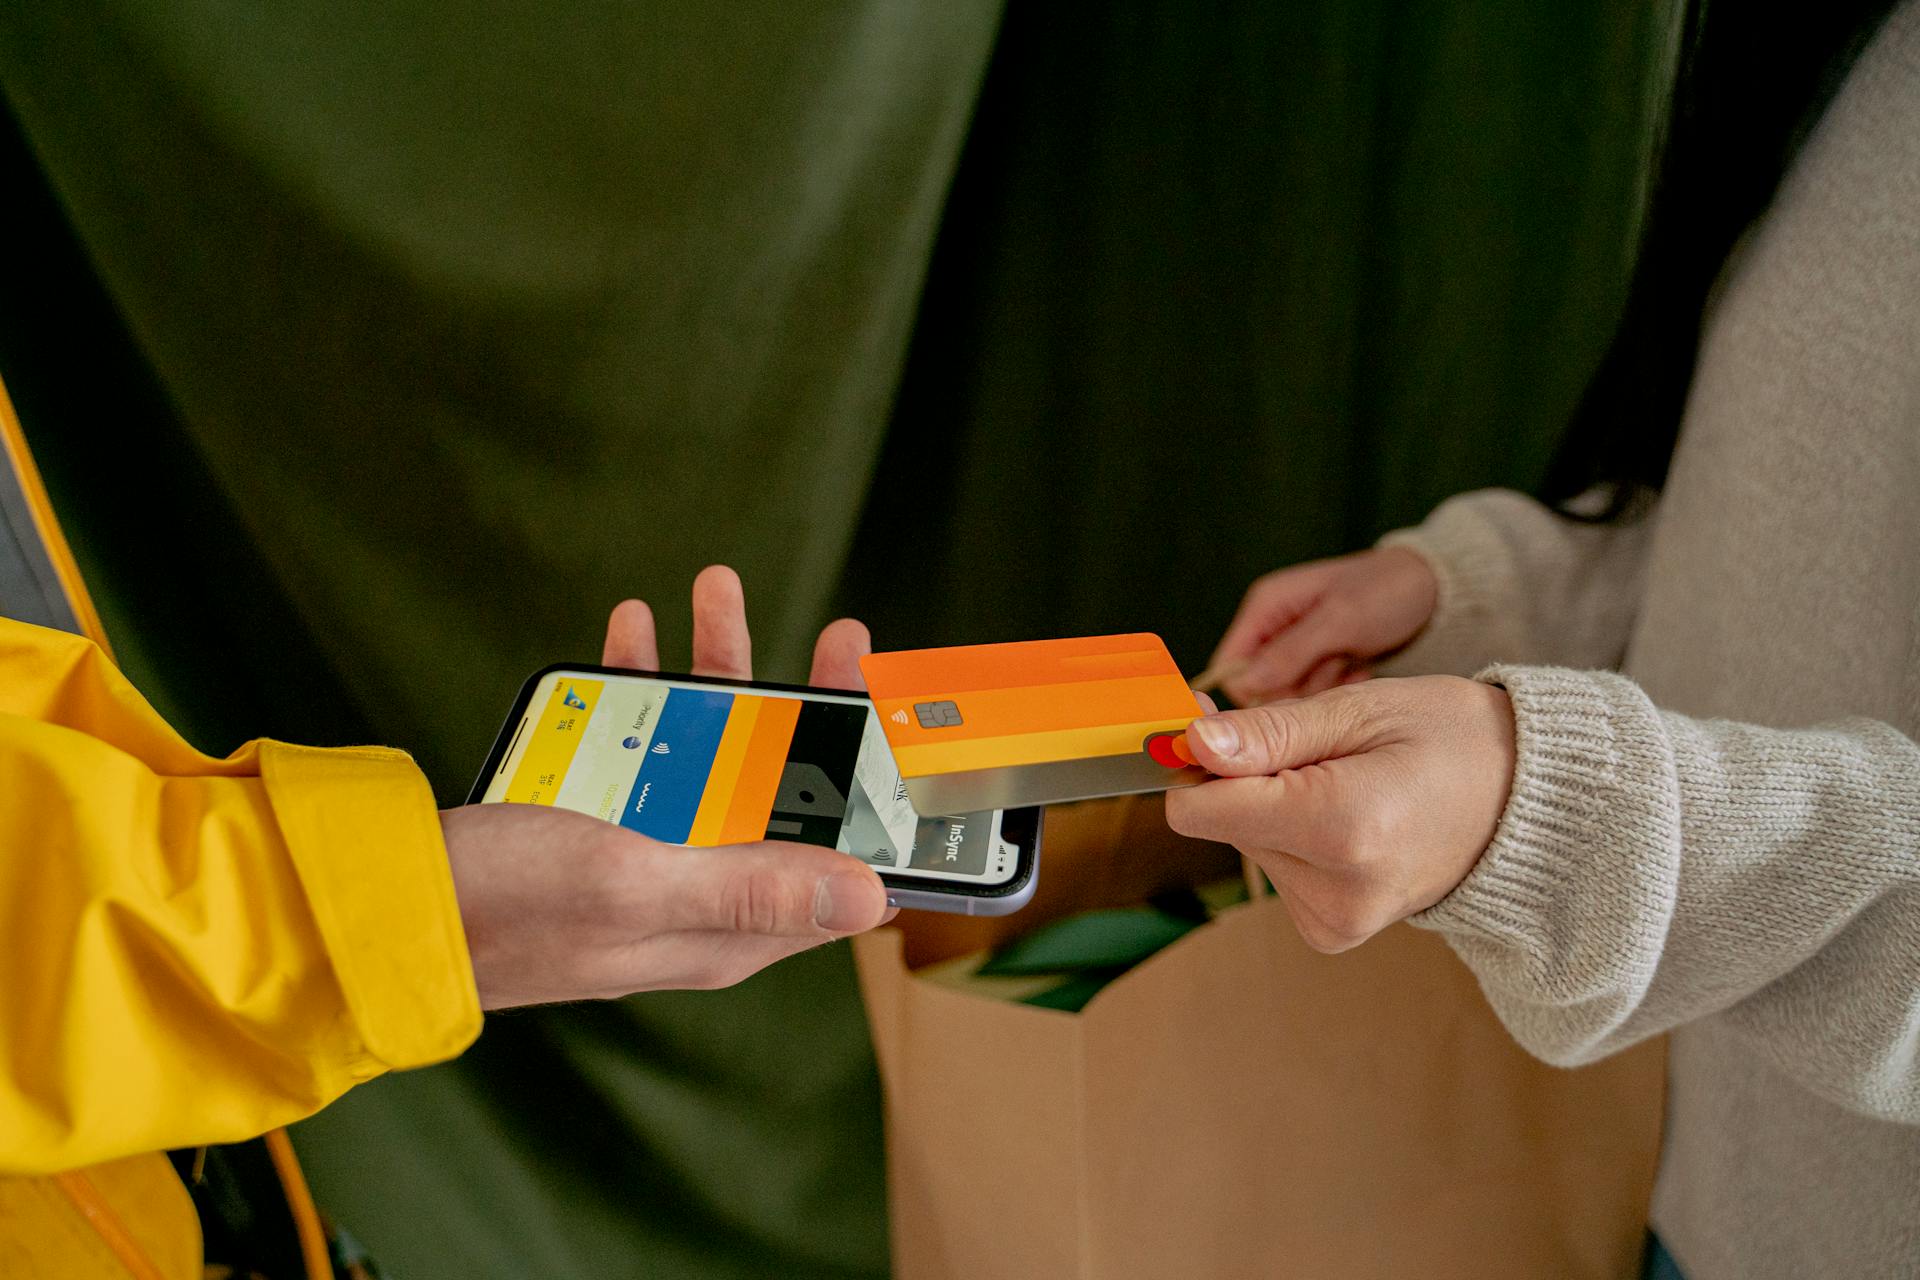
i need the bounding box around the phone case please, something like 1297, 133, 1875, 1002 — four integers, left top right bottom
880, 810, 1042, 916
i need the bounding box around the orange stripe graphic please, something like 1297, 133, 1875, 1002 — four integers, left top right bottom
715, 696, 802, 844
687, 696, 763, 845
861, 634, 1172, 697
871, 673, 1198, 746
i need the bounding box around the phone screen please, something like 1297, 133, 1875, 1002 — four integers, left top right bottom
480, 670, 1021, 886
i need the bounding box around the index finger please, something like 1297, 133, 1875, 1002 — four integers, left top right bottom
1162, 768, 1349, 864
603, 599, 660, 670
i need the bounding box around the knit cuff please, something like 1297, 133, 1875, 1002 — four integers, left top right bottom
1375, 491, 1527, 678
1411, 665, 1675, 997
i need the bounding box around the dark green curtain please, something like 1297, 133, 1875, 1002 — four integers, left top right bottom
842, 0, 1680, 664
0, 2, 1676, 1278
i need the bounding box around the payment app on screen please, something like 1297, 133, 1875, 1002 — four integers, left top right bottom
480, 671, 1018, 886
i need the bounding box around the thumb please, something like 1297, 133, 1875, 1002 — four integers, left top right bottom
1182, 696, 1364, 778
652, 843, 891, 936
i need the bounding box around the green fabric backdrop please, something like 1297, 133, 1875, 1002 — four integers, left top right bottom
840, 0, 1681, 661
1, 2, 1677, 1276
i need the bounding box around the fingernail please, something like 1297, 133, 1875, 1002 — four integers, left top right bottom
1190, 715, 1240, 758
815, 870, 878, 932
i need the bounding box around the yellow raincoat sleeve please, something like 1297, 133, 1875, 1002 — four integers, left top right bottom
0, 618, 482, 1173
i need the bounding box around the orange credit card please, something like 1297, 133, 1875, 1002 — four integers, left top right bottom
859, 633, 1208, 815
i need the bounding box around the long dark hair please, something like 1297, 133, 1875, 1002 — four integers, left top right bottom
1541, 0, 1902, 517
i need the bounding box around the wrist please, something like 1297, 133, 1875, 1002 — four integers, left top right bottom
1413, 666, 1653, 951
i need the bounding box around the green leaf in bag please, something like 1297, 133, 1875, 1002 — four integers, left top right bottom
1019, 968, 1128, 1013
978, 908, 1198, 977
913, 949, 1083, 1005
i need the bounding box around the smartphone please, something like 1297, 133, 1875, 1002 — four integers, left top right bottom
469, 664, 1041, 915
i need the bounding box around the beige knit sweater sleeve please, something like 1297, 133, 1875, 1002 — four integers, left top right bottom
1375, 487, 1657, 677
1416, 666, 1920, 1125
1381, 491, 1920, 1126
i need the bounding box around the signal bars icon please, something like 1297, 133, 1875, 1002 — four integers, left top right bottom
889, 709, 910, 726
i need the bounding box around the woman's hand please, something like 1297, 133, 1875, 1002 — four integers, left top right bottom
446, 566, 891, 1009
1163, 675, 1515, 953
1205, 547, 1439, 706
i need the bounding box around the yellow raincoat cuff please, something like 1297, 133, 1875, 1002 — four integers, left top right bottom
258, 743, 482, 1071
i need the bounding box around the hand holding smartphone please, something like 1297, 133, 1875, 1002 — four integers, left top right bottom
471, 665, 1041, 915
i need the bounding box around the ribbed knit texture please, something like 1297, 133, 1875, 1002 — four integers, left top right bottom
1380, 7, 1920, 1276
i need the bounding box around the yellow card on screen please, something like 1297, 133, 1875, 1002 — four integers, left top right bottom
859, 633, 1208, 815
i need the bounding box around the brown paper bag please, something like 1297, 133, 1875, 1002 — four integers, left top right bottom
854, 798, 1664, 1280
